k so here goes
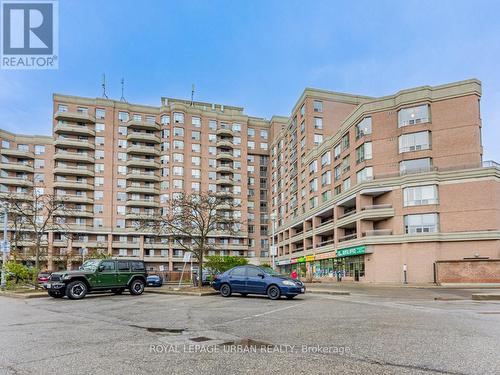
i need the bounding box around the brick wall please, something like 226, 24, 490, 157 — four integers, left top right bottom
435, 259, 500, 284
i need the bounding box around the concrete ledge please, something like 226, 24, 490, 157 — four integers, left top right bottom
146, 288, 219, 297
471, 293, 500, 301
0, 290, 48, 299
307, 289, 350, 296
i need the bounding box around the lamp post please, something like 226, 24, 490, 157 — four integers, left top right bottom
1, 205, 9, 289
270, 212, 277, 270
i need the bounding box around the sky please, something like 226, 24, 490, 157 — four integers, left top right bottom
0, 0, 499, 160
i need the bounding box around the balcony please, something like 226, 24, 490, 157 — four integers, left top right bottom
216, 178, 235, 186
127, 119, 160, 131
0, 162, 33, 173
126, 145, 159, 156
363, 229, 393, 237
126, 132, 161, 143
126, 173, 160, 182
216, 152, 235, 161
54, 123, 95, 136
54, 166, 94, 177
126, 159, 160, 169
126, 186, 159, 195
53, 181, 94, 190
216, 140, 234, 148
56, 195, 94, 204
54, 138, 95, 150
126, 213, 159, 220
55, 209, 94, 218
0, 148, 35, 159
54, 152, 95, 163
360, 204, 394, 221
216, 127, 234, 137
338, 233, 358, 243
216, 165, 234, 173
54, 111, 95, 123
126, 200, 160, 208
0, 177, 33, 187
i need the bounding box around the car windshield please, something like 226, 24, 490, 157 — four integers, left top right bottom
81, 260, 100, 271
260, 267, 283, 276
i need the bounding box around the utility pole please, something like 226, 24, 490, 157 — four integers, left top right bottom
1, 205, 9, 289
270, 213, 277, 269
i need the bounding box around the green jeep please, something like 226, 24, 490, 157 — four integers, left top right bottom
46, 259, 148, 300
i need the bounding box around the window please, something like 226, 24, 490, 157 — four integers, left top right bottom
321, 171, 331, 186
117, 206, 126, 215
309, 160, 317, 174
403, 185, 438, 206
208, 134, 216, 143
34, 159, 44, 169
356, 167, 373, 183
191, 144, 201, 153
309, 178, 318, 192
232, 123, 241, 132
321, 151, 331, 167
172, 166, 184, 176
400, 158, 432, 175
161, 115, 170, 125
95, 136, 104, 146
173, 153, 184, 163
17, 144, 28, 152
356, 117, 372, 138
95, 191, 104, 200
173, 179, 183, 189
356, 142, 372, 163
260, 130, 268, 139
57, 104, 68, 112
95, 177, 104, 186
191, 131, 201, 141
191, 156, 201, 166
314, 117, 323, 129
247, 141, 255, 149
2, 140, 10, 149
404, 213, 439, 234
398, 105, 430, 127
230, 267, 246, 276
173, 140, 184, 150
34, 145, 45, 155
100, 261, 115, 271
314, 134, 323, 145
173, 127, 184, 137
117, 165, 127, 175
313, 100, 323, 112
341, 156, 350, 173
118, 126, 127, 136
300, 104, 305, 116
192, 117, 201, 127
341, 134, 350, 150
94, 204, 104, 213
131, 261, 145, 271
118, 139, 127, 148
260, 143, 268, 150
117, 152, 127, 161
133, 114, 142, 122
94, 218, 103, 227
95, 164, 104, 173
191, 169, 201, 179
118, 111, 129, 122
334, 165, 341, 181
209, 120, 217, 130
117, 261, 129, 271
334, 143, 341, 160
399, 131, 431, 153
343, 178, 351, 191
173, 113, 184, 124
96, 108, 106, 119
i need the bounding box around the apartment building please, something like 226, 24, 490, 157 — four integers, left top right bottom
270, 79, 500, 283
1, 78, 499, 282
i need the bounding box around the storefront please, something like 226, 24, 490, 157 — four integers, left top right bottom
336, 246, 367, 281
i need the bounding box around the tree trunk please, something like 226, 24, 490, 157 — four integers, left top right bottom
34, 240, 40, 290
198, 250, 203, 290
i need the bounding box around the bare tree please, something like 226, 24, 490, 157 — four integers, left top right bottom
4, 191, 70, 288
138, 192, 243, 288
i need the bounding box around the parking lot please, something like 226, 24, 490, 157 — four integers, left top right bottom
1, 287, 500, 375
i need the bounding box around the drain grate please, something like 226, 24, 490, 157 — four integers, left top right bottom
190, 336, 211, 342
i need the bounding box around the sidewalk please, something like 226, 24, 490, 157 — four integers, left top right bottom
304, 281, 500, 289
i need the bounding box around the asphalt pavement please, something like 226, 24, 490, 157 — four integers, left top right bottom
1, 287, 500, 375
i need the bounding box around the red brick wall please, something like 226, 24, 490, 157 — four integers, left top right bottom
436, 260, 500, 284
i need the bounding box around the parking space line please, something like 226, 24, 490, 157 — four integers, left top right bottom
214, 302, 306, 326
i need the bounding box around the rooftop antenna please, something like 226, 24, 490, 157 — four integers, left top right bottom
190, 84, 195, 106
101, 74, 108, 99
120, 78, 127, 102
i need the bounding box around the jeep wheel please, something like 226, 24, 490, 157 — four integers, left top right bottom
129, 279, 145, 295
112, 288, 124, 295
48, 291, 64, 298
65, 281, 88, 300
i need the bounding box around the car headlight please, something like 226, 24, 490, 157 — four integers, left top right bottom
282, 280, 295, 286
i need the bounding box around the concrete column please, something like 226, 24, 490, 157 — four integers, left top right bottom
107, 233, 113, 256
47, 232, 54, 271
139, 235, 144, 260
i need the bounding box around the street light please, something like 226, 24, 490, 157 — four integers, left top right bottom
1, 204, 9, 289
270, 212, 277, 270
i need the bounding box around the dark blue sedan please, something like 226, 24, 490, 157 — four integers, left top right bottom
146, 275, 163, 287
212, 265, 305, 300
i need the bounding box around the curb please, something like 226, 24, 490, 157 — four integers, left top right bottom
146, 289, 219, 297
0, 291, 48, 299
307, 289, 350, 296
471, 294, 500, 301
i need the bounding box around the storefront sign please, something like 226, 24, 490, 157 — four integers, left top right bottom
296, 256, 306, 263
315, 251, 335, 260
337, 246, 366, 258
291, 258, 298, 264
276, 259, 291, 266
305, 255, 315, 262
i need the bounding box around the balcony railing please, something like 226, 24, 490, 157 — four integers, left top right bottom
363, 229, 393, 237
338, 233, 357, 242
362, 204, 392, 210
